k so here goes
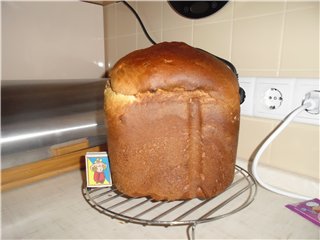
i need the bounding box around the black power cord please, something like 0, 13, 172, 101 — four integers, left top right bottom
120, 1, 156, 45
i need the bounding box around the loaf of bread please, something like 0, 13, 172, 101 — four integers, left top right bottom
104, 42, 240, 201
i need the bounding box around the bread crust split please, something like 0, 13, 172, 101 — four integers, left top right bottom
105, 42, 240, 201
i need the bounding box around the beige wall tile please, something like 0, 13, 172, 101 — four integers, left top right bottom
234, 1, 285, 19
117, 35, 136, 60
278, 70, 320, 78
162, 26, 193, 45
279, 5, 319, 75
268, 122, 319, 179
115, 1, 137, 36
162, 1, 192, 30
238, 70, 278, 78
137, 1, 162, 33
231, 13, 283, 72
237, 116, 275, 164
239, 116, 320, 180
137, 31, 162, 49
286, 1, 318, 11
194, 1, 234, 25
193, 21, 232, 60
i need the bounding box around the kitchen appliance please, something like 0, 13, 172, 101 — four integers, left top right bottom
1, 79, 107, 169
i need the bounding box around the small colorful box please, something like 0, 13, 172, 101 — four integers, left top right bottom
286, 198, 320, 227
85, 152, 112, 188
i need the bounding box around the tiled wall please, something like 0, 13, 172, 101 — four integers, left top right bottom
104, 1, 318, 78
2, 2, 105, 80
103, 1, 319, 180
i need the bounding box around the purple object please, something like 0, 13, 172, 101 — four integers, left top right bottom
286, 198, 320, 227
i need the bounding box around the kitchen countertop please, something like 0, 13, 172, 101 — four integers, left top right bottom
2, 169, 319, 239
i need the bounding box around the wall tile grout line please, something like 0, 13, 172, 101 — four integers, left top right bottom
229, 1, 235, 62
276, 1, 288, 77
135, 1, 138, 50
115, 2, 119, 61
160, 1, 163, 42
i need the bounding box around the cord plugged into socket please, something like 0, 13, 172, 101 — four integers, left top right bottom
303, 90, 320, 115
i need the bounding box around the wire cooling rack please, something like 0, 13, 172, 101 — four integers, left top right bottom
83, 165, 257, 239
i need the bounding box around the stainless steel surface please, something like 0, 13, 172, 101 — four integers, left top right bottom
83, 165, 257, 228
1, 79, 108, 169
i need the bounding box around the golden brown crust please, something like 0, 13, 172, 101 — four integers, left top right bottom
105, 42, 240, 201
110, 42, 238, 96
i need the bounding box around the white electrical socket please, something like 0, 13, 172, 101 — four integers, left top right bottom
253, 78, 295, 120
263, 88, 283, 110
238, 77, 319, 125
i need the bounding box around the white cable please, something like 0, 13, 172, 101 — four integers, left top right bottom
251, 102, 313, 200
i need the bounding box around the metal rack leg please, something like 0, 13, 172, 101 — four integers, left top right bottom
187, 224, 197, 240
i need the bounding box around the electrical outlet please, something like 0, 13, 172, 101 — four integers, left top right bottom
253, 78, 295, 120
238, 77, 255, 116
238, 77, 319, 125
263, 88, 283, 109
292, 78, 320, 125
